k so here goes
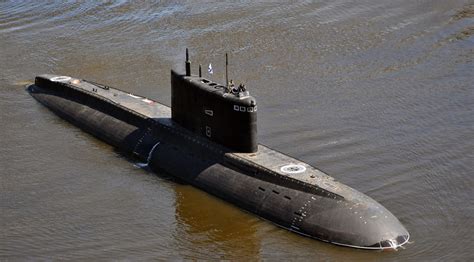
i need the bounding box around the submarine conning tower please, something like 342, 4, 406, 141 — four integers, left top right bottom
171, 49, 257, 153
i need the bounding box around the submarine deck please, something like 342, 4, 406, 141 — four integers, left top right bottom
42, 75, 349, 197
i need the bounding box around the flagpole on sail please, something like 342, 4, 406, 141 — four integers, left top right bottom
225, 53, 229, 88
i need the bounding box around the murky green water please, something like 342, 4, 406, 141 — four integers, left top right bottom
1, 1, 473, 260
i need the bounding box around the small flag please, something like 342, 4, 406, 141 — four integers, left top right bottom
208, 63, 213, 74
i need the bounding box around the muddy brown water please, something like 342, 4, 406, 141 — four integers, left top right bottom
1, 1, 473, 260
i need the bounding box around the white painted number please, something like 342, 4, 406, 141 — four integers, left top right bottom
204, 109, 214, 116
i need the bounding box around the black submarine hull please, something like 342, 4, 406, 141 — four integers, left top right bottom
28, 75, 409, 250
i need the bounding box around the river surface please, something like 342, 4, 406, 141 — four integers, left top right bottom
1, 1, 473, 260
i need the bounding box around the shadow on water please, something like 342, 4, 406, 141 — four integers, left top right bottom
173, 184, 261, 260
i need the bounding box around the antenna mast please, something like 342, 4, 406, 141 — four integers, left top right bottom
185, 48, 191, 76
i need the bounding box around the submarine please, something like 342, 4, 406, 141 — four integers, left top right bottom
27, 49, 409, 250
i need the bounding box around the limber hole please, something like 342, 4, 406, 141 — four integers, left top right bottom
284, 195, 291, 200
294, 211, 303, 216
272, 190, 280, 194
258, 186, 266, 191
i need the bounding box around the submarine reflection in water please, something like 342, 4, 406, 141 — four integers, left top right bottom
27, 49, 409, 250
175, 185, 261, 258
